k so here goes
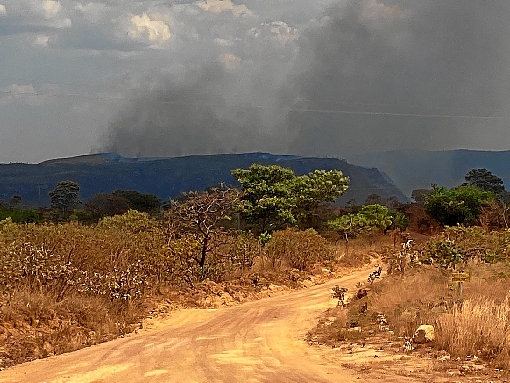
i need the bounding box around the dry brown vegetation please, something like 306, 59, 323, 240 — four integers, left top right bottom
0, 211, 358, 369
309, 226, 510, 372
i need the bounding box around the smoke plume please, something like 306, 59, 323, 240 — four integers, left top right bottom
101, 0, 510, 158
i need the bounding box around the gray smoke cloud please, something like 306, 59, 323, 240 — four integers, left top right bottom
102, 62, 287, 157
101, 0, 510, 158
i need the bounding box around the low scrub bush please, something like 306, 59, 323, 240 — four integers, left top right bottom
265, 228, 334, 271
0, 207, 40, 223
433, 226, 510, 264
371, 256, 510, 366
0, 210, 347, 368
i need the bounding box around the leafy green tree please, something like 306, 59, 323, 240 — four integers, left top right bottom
358, 204, 393, 232
112, 190, 161, 213
232, 165, 296, 235
327, 204, 398, 241
293, 169, 350, 228
232, 164, 349, 234
464, 168, 505, 197
424, 185, 495, 226
388, 210, 409, 231
327, 212, 369, 242
49, 180, 81, 217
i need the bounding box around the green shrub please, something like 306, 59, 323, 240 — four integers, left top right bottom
427, 239, 464, 269
0, 207, 40, 223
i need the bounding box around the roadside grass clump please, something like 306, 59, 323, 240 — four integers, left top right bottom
372, 256, 510, 366
307, 306, 350, 346
308, 284, 379, 346
0, 215, 166, 368
435, 296, 510, 367
0, 291, 119, 366
337, 232, 398, 269
264, 228, 335, 271
370, 267, 452, 337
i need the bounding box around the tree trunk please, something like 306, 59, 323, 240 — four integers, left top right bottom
199, 235, 208, 268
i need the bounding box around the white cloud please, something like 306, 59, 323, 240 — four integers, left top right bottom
130, 13, 172, 43
37, 0, 72, 28
197, 0, 253, 18
268, 21, 299, 44
0, 4, 6, 15
33, 34, 49, 47
247, 21, 299, 49
43, 0, 61, 16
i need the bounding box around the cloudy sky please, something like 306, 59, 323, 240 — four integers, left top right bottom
1, 0, 510, 163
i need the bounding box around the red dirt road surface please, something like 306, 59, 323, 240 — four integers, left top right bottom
0, 268, 400, 383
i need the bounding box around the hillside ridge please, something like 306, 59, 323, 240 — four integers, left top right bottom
0, 152, 406, 206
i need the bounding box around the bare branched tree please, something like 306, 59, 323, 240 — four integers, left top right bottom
166, 187, 240, 269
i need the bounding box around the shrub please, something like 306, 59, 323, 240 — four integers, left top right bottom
265, 228, 333, 271
427, 239, 464, 269
424, 185, 495, 226
98, 209, 157, 233
0, 207, 40, 223
432, 226, 510, 264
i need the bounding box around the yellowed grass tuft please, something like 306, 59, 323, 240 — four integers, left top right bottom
436, 296, 510, 366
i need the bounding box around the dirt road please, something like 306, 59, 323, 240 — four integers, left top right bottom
0, 268, 392, 383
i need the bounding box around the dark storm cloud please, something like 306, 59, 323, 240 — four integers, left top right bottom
101, 0, 510, 158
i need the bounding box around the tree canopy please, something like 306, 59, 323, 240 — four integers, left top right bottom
48, 180, 81, 216
112, 190, 161, 213
463, 168, 505, 197
232, 164, 349, 234
84, 193, 131, 221
327, 204, 406, 241
166, 187, 240, 269
424, 185, 495, 226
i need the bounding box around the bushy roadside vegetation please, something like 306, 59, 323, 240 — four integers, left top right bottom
5, 163, 510, 371
0, 210, 346, 368
0, 164, 356, 368
312, 225, 510, 369
0, 207, 40, 223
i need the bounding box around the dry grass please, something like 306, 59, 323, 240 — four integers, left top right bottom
0, 291, 130, 367
371, 260, 510, 367
310, 227, 510, 369
436, 296, 510, 366
0, 214, 351, 368
265, 228, 335, 271
336, 232, 395, 268
371, 267, 451, 337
